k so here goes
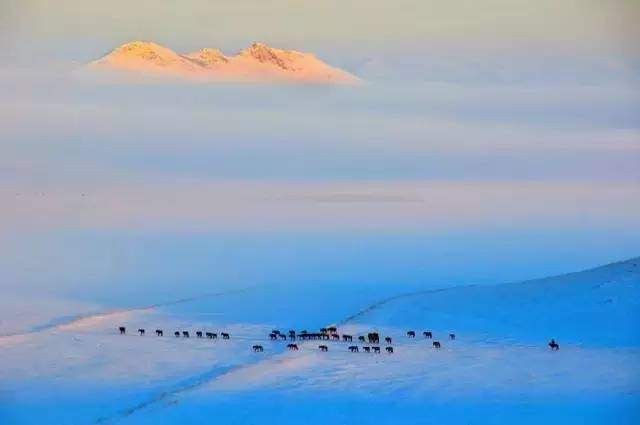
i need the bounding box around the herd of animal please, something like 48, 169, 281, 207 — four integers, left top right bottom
116, 325, 448, 354
118, 325, 560, 353
118, 326, 230, 340
249, 327, 454, 354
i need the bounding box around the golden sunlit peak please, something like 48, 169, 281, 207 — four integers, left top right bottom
88, 40, 361, 84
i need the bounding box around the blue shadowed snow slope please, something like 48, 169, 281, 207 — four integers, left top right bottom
1, 257, 638, 424
347, 257, 640, 347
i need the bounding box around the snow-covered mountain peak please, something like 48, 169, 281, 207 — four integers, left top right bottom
184, 48, 229, 66
87, 40, 361, 84
238, 42, 304, 70
103, 41, 181, 65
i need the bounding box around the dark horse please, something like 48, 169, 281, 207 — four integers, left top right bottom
319, 345, 328, 352
407, 331, 415, 338
196, 331, 203, 338
372, 346, 381, 353
155, 329, 163, 336
348, 345, 359, 352
342, 335, 353, 342
433, 341, 441, 348
548, 339, 560, 351
449, 333, 456, 340
385, 337, 392, 344
287, 343, 299, 351
423, 331, 432, 339
358, 336, 366, 343
174, 331, 180, 337
138, 328, 145, 336
269, 333, 277, 340
221, 333, 230, 339
367, 332, 380, 344
386, 346, 394, 353
118, 326, 126, 335
182, 331, 190, 338
252, 345, 264, 352
363, 346, 371, 353
206, 332, 217, 339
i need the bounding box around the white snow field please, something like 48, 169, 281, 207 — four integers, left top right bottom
1, 258, 638, 424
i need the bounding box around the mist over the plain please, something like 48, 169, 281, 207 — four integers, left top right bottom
1, 0, 639, 304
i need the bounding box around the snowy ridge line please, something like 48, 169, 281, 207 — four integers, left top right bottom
518, 256, 639, 284
339, 255, 640, 326
0, 286, 255, 339
338, 285, 475, 325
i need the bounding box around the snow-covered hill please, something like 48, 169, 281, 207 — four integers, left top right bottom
87, 41, 361, 84
1, 257, 638, 424
344, 257, 640, 347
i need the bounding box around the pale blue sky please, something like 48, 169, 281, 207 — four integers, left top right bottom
3, 1, 639, 51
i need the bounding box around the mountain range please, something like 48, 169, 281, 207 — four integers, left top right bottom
87, 41, 361, 84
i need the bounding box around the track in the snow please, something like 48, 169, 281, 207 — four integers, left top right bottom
338, 285, 474, 325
